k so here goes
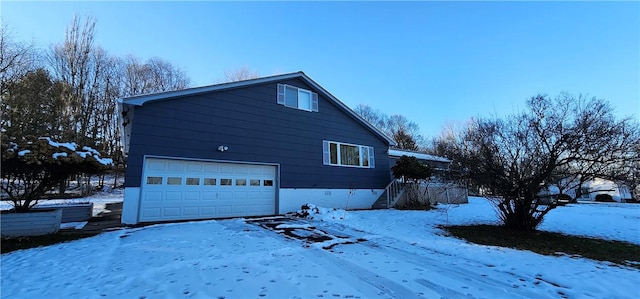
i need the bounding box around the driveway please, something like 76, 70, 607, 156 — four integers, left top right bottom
2, 201, 638, 299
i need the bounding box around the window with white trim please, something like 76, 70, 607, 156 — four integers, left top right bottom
277, 84, 318, 112
323, 140, 375, 168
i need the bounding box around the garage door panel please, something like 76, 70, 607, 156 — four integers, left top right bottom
186, 162, 203, 172
235, 165, 249, 174
165, 192, 182, 201
183, 207, 200, 216
139, 158, 276, 222
247, 191, 260, 199
217, 191, 233, 200
219, 164, 234, 174
166, 160, 185, 171
202, 192, 216, 200
184, 191, 200, 200
203, 164, 218, 172
202, 207, 216, 216
218, 205, 233, 214
147, 160, 166, 171
163, 207, 181, 217
142, 208, 161, 218
248, 204, 271, 213
233, 206, 248, 214
144, 191, 163, 201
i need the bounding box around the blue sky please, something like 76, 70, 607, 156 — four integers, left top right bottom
2, 1, 639, 138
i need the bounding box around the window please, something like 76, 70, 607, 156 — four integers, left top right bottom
146, 177, 162, 185
220, 179, 232, 186
186, 178, 200, 185
263, 180, 274, 186
277, 84, 318, 112
203, 178, 217, 186
236, 179, 247, 186
167, 177, 182, 185
323, 140, 375, 168
250, 179, 260, 186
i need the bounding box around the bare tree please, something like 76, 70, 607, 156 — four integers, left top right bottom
441, 94, 639, 231
47, 15, 97, 143
3, 15, 195, 192
219, 66, 260, 83
0, 24, 39, 96
121, 55, 190, 97
387, 114, 425, 150
353, 104, 426, 150
354, 104, 388, 130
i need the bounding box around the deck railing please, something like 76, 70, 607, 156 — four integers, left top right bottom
386, 180, 405, 208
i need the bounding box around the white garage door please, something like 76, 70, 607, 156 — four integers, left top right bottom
139, 158, 276, 222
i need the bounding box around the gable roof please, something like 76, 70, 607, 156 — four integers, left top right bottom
119, 71, 395, 146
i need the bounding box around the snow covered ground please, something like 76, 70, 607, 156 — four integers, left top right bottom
0, 176, 124, 217
2, 197, 639, 298
0, 187, 123, 218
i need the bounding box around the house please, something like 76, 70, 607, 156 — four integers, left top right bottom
574, 178, 633, 202
383, 149, 468, 205
119, 72, 396, 225
540, 177, 634, 203
388, 149, 451, 180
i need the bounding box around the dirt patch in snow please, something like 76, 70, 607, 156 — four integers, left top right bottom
248, 217, 366, 250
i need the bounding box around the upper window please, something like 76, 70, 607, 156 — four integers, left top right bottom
277, 84, 318, 112
323, 140, 375, 168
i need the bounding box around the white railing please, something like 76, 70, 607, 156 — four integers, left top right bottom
386, 180, 405, 208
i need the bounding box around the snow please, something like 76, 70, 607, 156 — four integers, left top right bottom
40, 136, 77, 151
95, 157, 114, 166
2, 197, 639, 298
52, 152, 67, 159
17, 149, 30, 156
60, 221, 88, 229
35, 137, 113, 165
0, 182, 124, 217
389, 148, 451, 163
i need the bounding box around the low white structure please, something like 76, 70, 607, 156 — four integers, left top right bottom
542, 177, 634, 203
576, 178, 633, 202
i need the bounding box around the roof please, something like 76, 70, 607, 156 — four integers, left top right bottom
119, 71, 395, 146
388, 149, 451, 163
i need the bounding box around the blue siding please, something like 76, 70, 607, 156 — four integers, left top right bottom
125, 78, 391, 189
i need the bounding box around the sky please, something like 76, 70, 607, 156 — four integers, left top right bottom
2, 194, 640, 298
2, 1, 639, 138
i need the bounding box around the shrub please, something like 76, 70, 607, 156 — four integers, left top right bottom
391, 156, 434, 209
1, 135, 112, 212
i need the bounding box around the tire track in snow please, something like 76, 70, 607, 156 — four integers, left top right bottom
294, 237, 427, 299
251, 218, 504, 298
248, 218, 424, 298
325, 221, 566, 299
250, 217, 574, 298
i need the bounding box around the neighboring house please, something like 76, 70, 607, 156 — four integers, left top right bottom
541, 177, 633, 203
388, 149, 451, 180
575, 178, 633, 202
119, 72, 395, 225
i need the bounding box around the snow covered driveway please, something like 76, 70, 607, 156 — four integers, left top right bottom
2, 197, 639, 298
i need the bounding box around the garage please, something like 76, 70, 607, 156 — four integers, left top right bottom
138, 158, 277, 222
